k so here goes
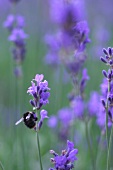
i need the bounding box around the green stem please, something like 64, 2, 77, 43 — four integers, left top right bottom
85, 121, 95, 170
37, 131, 43, 170
0, 161, 4, 170
106, 80, 110, 149
106, 80, 110, 170
107, 125, 113, 170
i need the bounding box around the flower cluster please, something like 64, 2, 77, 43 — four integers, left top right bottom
49, 140, 78, 170
45, 0, 90, 75
99, 47, 113, 127
27, 74, 50, 110
4, 14, 28, 77
27, 74, 50, 130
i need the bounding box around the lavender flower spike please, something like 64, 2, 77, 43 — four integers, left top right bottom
49, 140, 78, 170
27, 74, 50, 110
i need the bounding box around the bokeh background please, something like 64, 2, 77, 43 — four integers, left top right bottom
0, 0, 113, 169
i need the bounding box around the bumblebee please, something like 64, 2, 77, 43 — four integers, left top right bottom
15, 111, 38, 129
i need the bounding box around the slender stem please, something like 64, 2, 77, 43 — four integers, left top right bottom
0, 161, 4, 170
36, 131, 43, 170
106, 80, 110, 149
106, 80, 110, 170
85, 121, 95, 170
95, 131, 102, 167
107, 125, 113, 170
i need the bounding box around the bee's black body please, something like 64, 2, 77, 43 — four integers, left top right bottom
23, 112, 38, 129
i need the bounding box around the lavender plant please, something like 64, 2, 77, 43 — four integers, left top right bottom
100, 47, 113, 170
49, 140, 78, 170
45, 0, 90, 73
4, 14, 28, 77
27, 74, 50, 170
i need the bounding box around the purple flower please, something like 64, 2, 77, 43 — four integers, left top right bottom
45, 53, 60, 67
34, 74, 44, 84
49, 140, 78, 170
67, 149, 78, 162
50, 0, 82, 25
67, 140, 74, 151
45, 0, 90, 73
71, 96, 84, 118
47, 115, 58, 128
100, 47, 113, 66
54, 156, 67, 169
16, 15, 25, 28
3, 14, 15, 31
80, 68, 90, 94
88, 92, 100, 116
40, 109, 49, 121
8, 28, 28, 43
4, 14, 27, 69
27, 74, 50, 110
73, 21, 90, 50
58, 107, 73, 126
38, 110, 49, 130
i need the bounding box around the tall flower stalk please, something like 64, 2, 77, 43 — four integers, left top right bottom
100, 47, 113, 170
27, 74, 50, 170
3, 1, 28, 169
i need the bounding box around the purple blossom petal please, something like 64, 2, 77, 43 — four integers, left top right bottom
67, 149, 78, 162
67, 140, 74, 151
8, 28, 28, 42
34, 74, 44, 84
40, 109, 49, 121
47, 115, 58, 128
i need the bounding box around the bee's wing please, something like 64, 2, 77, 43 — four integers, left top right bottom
15, 117, 24, 125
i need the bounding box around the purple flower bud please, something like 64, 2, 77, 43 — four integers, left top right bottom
50, 158, 55, 163
38, 120, 43, 130
109, 60, 113, 65
103, 48, 108, 55
50, 150, 58, 156
100, 57, 107, 64
108, 73, 111, 80
102, 70, 108, 78
34, 74, 44, 84
33, 92, 38, 99
101, 99, 106, 107
105, 55, 109, 60
29, 100, 35, 107
108, 47, 112, 56
67, 140, 74, 151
